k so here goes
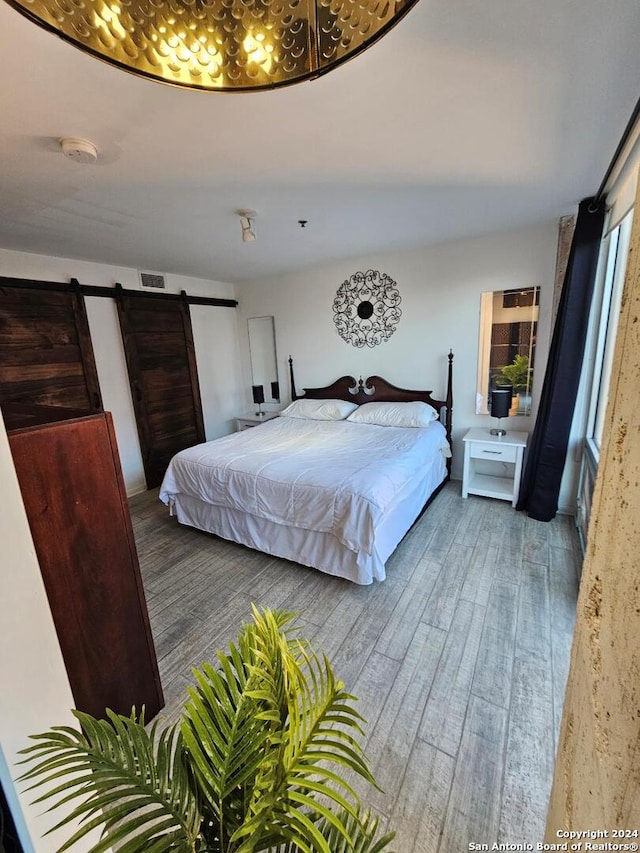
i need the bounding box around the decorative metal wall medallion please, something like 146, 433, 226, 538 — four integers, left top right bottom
333, 270, 402, 348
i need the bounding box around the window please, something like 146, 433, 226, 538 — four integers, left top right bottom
585, 209, 633, 456
575, 208, 633, 554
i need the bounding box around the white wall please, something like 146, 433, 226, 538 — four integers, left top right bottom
0, 221, 577, 509
0, 413, 100, 853
0, 248, 241, 494
191, 304, 245, 439
236, 222, 561, 493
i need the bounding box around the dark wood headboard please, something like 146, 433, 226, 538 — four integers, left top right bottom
288, 352, 454, 474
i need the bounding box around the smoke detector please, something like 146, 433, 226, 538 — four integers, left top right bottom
59, 137, 98, 164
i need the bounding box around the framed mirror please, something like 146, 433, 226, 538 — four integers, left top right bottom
248, 316, 280, 403
476, 286, 539, 416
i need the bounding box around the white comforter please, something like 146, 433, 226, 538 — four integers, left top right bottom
159, 416, 450, 559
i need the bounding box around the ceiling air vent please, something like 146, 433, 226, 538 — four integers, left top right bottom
139, 271, 166, 290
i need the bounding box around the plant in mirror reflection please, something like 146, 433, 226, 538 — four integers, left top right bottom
18, 606, 394, 853
497, 354, 532, 393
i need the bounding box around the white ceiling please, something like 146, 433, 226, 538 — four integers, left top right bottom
1, 0, 639, 284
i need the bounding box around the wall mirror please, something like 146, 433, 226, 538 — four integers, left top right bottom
248, 316, 280, 403
476, 286, 539, 416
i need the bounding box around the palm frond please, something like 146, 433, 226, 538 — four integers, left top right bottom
18, 709, 201, 853
20, 608, 393, 853
230, 610, 382, 853
270, 807, 396, 853
327, 807, 395, 853
313, 807, 396, 853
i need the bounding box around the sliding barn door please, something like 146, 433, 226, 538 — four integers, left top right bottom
0, 278, 102, 412
116, 288, 205, 488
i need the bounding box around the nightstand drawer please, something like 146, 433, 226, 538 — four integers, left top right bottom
235, 412, 280, 431
468, 442, 518, 463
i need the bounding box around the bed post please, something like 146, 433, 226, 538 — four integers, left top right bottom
288, 355, 298, 400
445, 349, 453, 478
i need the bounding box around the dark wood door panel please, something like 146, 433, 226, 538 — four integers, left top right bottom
148, 402, 198, 427
0, 361, 85, 385
145, 388, 195, 415
1, 344, 84, 366
147, 450, 184, 481
128, 307, 184, 334
116, 286, 205, 488
0, 371, 91, 409
149, 415, 198, 448
0, 285, 76, 314
142, 384, 194, 403
135, 332, 186, 362
0, 310, 79, 343
0, 278, 103, 413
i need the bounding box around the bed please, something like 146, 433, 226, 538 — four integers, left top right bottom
159, 353, 453, 585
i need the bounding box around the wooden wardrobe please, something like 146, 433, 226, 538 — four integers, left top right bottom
6, 406, 164, 720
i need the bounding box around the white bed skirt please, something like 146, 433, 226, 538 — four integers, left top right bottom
166, 453, 446, 585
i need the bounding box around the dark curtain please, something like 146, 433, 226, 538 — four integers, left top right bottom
516, 196, 606, 521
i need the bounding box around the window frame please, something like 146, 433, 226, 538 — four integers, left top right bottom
584, 209, 633, 458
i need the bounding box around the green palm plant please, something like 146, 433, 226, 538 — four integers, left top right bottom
498, 353, 532, 393
18, 607, 394, 853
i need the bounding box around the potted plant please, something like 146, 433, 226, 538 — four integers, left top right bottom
498, 353, 531, 392
18, 607, 394, 853
497, 354, 533, 414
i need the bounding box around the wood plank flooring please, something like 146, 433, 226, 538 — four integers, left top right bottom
129, 482, 581, 851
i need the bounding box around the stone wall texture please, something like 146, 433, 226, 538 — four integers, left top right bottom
545, 185, 640, 830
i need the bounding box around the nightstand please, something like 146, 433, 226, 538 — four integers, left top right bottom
462, 428, 528, 507
235, 411, 280, 431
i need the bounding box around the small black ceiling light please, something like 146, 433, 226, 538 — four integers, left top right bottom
5, 0, 421, 92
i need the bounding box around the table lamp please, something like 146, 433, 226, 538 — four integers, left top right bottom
490, 387, 512, 435
252, 384, 265, 416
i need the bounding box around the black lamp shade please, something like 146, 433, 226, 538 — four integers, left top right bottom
252, 384, 265, 405
491, 387, 512, 419
270, 380, 280, 401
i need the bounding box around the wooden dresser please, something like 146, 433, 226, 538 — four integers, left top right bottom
6, 407, 164, 720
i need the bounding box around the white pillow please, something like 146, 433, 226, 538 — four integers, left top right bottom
279, 398, 359, 421
346, 400, 439, 428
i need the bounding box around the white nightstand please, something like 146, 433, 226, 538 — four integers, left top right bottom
235, 411, 280, 431
462, 428, 528, 507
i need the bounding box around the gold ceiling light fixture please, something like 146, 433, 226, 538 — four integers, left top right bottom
4, 0, 420, 92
